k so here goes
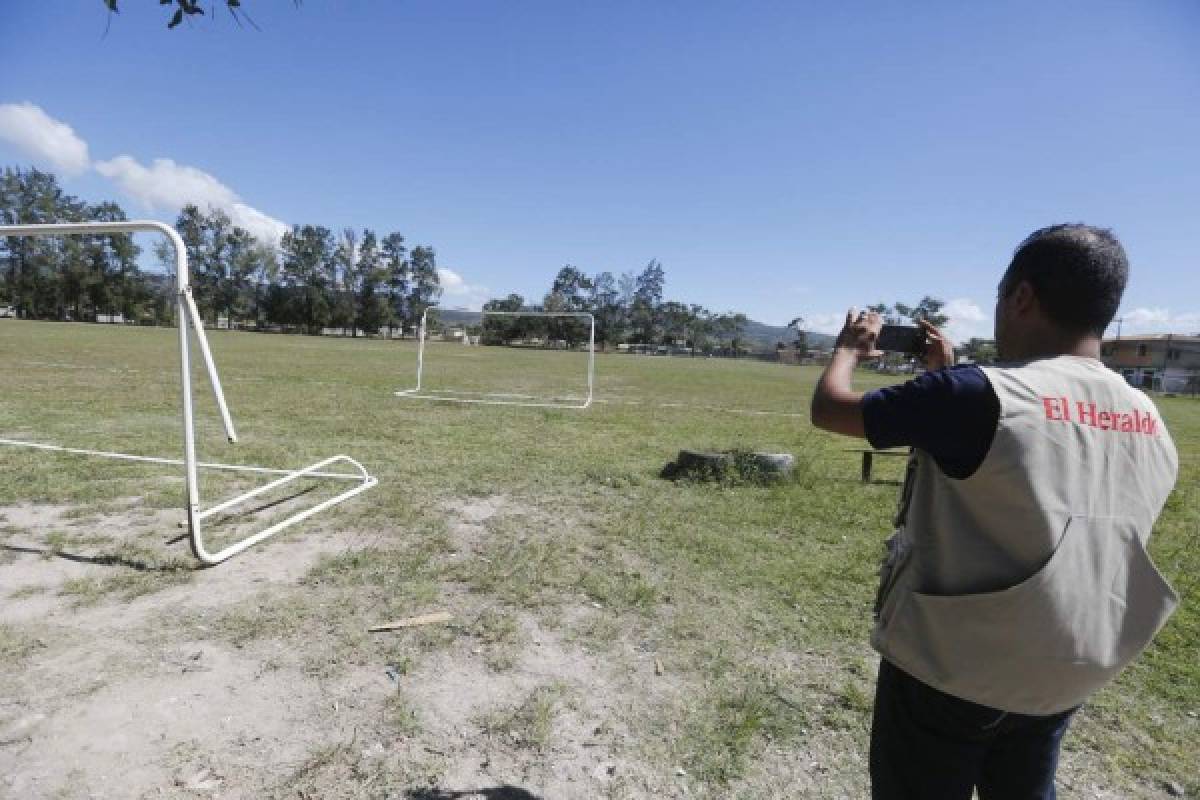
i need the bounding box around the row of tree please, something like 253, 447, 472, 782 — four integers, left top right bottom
476, 263, 751, 354
166, 205, 441, 335
0, 167, 168, 323
0, 166, 444, 335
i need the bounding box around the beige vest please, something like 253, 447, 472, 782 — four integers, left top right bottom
871, 355, 1179, 714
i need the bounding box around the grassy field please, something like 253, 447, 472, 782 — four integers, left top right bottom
0, 318, 1196, 799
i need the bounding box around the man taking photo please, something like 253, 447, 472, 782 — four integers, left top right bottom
810, 224, 1179, 799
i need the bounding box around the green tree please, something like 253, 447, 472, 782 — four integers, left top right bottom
1, 167, 75, 319
589, 271, 622, 348
659, 301, 694, 349
787, 316, 809, 358
631, 259, 665, 343
1, 167, 147, 323
330, 227, 359, 333
202, 208, 236, 325
545, 265, 592, 345
82, 201, 140, 321
222, 227, 261, 326
279, 224, 335, 334
406, 245, 441, 330
169, 204, 234, 323
894, 296, 949, 327
550, 265, 593, 311
688, 305, 713, 356
482, 293, 525, 344
962, 337, 998, 364
166, 205, 265, 327
381, 232, 408, 336
170, 205, 210, 314
713, 312, 748, 356
354, 230, 389, 334
248, 241, 278, 327
868, 303, 900, 323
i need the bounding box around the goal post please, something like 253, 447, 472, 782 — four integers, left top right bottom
0, 220, 378, 566
396, 307, 596, 409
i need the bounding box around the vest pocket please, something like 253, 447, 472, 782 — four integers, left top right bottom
879, 515, 1178, 714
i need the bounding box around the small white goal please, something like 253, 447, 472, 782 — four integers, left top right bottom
395, 308, 595, 409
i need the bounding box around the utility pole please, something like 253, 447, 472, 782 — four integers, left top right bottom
1115, 316, 1123, 339
1161, 332, 1172, 392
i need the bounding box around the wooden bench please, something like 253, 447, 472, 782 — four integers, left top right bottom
846, 448, 908, 483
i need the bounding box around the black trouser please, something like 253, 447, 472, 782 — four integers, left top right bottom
870, 659, 1076, 800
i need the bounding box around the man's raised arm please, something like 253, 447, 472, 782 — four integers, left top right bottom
810, 309, 882, 437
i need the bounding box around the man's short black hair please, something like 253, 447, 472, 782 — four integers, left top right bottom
1001, 224, 1128, 337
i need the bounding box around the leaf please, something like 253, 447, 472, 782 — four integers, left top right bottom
168, 7, 183, 27
228, 0, 241, 6
104, 0, 118, 10
159, 0, 171, 4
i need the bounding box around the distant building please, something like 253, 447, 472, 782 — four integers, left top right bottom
1101, 334, 1200, 393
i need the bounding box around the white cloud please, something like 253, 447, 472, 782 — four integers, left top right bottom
228, 202, 290, 248
805, 312, 850, 334
1177, 312, 1200, 329
95, 156, 236, 209
0, 102, 90, 175
1122, 307, 1169, 326
1114, 307, 1200, 335
94, 155, 289, 246
0, 105, 289, 246
943, 297, 993, 343
943, 298, 985, 323
437, 267, 491, 312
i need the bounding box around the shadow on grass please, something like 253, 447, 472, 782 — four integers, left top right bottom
406, 788, 542, 800
1, 542, 193, 572
3, 486, 320, 571
162, 485, 320, 546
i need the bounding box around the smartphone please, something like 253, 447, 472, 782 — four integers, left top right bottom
876, 324, 925, 355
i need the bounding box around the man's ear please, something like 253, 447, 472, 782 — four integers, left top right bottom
1009, 279, 1038, 315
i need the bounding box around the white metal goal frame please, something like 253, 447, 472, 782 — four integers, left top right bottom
395, 308, 596, 409
0, 221, 378, 566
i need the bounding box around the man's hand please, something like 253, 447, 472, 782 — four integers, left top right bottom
919, 319, 955, 371
811, 308, 879, 438
836, 309, 884, 359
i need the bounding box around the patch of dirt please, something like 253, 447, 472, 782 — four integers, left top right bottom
440, 494, 510, 549
2, 640, 339, 799
393, 614, 673, 798
1, 500, 359, 626
0, 499, 379, 798
0, 503, 76, 532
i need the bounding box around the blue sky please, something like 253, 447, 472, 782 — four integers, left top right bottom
2, 0, 1198, 338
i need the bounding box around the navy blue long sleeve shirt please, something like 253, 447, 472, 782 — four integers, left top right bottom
861, 365, 1001, 480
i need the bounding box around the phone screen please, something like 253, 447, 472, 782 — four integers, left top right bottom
876, 324, 924, 355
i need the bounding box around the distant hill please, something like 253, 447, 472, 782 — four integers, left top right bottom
431, 308, 835, 351
432, 309, 480, 325
742, 320, 836, 352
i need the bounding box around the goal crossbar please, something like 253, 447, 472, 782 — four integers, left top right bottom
0, 220, 378, 566
395, 308, 595, 409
